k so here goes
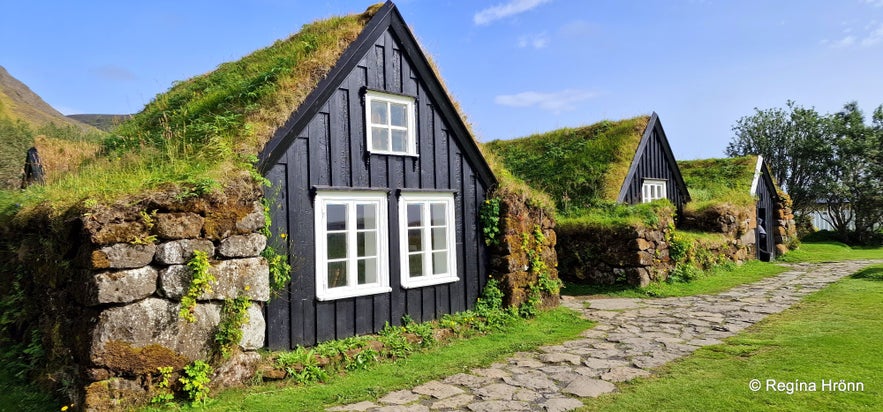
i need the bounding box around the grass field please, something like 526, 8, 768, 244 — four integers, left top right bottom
563, 260, 788, 298
579, 264, 883, 411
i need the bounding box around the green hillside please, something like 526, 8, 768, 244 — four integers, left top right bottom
483, 116, 649, 216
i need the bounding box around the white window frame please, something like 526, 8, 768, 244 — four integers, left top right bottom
398, 192, 459, 289
642, 179, 667, 203
365, 90, 418, 156
315, 191, 391, 301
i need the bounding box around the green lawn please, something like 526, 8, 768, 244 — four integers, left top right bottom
563, 260, 788, 298
579, 264, 883, 411
778, 241, 883, 263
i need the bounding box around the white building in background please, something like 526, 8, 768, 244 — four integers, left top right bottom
809, 206, 853, 231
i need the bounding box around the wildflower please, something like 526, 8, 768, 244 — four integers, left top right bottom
245, 285, 251, 291
280, 233, 288, 239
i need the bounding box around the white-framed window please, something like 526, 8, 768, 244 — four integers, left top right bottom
398, 192, 459, 289
365, 90, 417, 156
642, 179, 667, 203
315, 191, 391, 301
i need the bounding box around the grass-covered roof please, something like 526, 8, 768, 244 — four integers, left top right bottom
677, 156, 759, 211
1, 4, 383, 219
483, 116, 650, 216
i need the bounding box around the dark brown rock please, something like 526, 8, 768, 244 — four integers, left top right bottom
154, 212, 204, 240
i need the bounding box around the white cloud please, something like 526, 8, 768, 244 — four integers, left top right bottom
518, 32, 549, 48
825, 22, 883, 48
862, 0, 883, 7
861, 23, 883, 46
494, 89, 597, 113
831, 35, 857, 48
474, 0, 552, 26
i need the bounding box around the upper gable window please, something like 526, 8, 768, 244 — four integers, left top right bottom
366, 90, 417, 156
642, 179, 667, 203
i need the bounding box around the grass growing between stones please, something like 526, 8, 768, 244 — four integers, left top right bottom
563, 260, 788, 298
579, 264, 883, 411
141, 307, 589, 412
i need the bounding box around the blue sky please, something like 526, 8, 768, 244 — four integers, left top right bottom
2, 0, 882, 159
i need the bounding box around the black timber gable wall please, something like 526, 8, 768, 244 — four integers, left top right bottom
754, 162, 777, 260
262, 5, 491, 349
618, 114, 689, 217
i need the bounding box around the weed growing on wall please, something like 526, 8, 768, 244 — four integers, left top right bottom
215, 296, 251, 360
179, 250, 215, 323
179, 360, 213, 407
150, 366, 175, 406
259, 196, 292, 294
479, 197, 502, 246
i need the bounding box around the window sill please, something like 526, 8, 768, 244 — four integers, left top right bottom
401, 276, 459, 289
316, 286, 392, 301
368, 151, 419, 158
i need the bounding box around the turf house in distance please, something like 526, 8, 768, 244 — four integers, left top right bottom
255, 1, 496, 348
484, 112, 690, 219
678, 155, 795, 261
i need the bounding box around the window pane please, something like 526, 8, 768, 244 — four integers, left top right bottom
357, 231, 377, 257
408, 228, 422, 252
372, 127, 389, 151
357, 204, 376, 229
327, 233, 347, 259
328, 261, 347, 288
370, 100, 387, 124
391, 129, 407, 153
357, 258, 377, 285
432, 251, 447, 275
327, 204, 346, 231
390, 103, 407, 127
430, 203, 446, 226
431, 227, 447, 250
409, 254, 423, 277
407, 204, 422, 227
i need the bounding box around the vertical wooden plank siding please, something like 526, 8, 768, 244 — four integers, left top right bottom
264, 161, 290, 350
264, 27, 490, 348
622, 127, 684, 210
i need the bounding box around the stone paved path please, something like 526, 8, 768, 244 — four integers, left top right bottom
329, 260, 880, 412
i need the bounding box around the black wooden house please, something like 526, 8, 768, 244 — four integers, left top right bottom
258, 2, 495, 348
616, 113, 690, 216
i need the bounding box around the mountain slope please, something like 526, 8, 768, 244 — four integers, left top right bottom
0, 65, 95, 131
0, 66, 102, 189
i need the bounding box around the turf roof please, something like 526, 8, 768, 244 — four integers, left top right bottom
1, 4, 385, 218
483, 116, 650, 215
676, 156, 760, 210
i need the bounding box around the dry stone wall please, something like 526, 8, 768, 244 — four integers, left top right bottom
556, 215, 674, 288
0, 176, 271, 411
486, 197, 559, 308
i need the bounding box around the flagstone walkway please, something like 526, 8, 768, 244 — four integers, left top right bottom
329, 260, 880, 412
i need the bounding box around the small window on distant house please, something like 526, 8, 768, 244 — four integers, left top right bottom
642, 179, 667, 203
366, 90, 417, 156
315, 191, 391, 301
398, 193, 458, 288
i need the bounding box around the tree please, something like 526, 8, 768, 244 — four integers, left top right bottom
728, 101, 883, 244
726, 100, 829, 214
824, 103, 883, 243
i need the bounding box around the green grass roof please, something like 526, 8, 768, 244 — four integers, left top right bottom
1, 4, 382, 219
677, 156, 758, 211
483, 116, 650, 215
